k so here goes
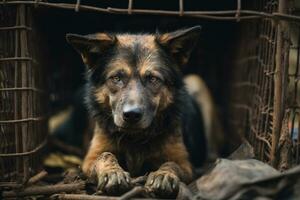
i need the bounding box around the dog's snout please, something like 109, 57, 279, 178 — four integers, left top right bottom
123, 106, 142, 123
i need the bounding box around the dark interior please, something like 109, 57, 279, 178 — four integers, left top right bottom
32, 0, 239, 150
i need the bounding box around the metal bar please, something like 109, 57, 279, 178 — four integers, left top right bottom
0, 1, 299, 22
0, 57, 33, 61
0, 139, 47, 157
0, 87, 44, 93
128, 0, 133, 14
14, 3, 21, 184
179, 0, 184, 16
75, 0, 80, 12
273, 12, 300, 21
106, 7, 264, 18
235, 0, 241, 21
0, 26, 31, 31
34, 0, 40, 8
0, 117, 45, 124
18, 4, 30, 182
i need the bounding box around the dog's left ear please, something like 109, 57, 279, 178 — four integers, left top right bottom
156, 26, 201, 66
66, 33, 116, 69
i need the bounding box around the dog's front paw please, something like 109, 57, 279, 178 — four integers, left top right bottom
145, 170, 180, 198
97, 168, 132, 195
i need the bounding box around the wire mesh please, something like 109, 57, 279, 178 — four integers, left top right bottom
228, 0, 295, 169
229, 0, 278, 164
0, 4, 47, 187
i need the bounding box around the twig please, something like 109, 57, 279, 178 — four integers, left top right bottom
50, 194, 118, 200
27, 170, 48, 186
131, 176, 147, 185
50, 194, 167, 200
119, 186, 145, 200
2, 182, 85, 198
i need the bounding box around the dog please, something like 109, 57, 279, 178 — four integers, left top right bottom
66, 26, 209, 197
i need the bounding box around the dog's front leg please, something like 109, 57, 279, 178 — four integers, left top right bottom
82, 126, 132, 194
145, 135, 193, 198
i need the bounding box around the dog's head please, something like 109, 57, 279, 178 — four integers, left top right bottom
66, 26, 200, 132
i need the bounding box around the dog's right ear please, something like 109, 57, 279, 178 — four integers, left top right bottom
156, 26, 201, 67
66, 33, 116, 69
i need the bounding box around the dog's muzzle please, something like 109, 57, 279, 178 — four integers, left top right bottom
122, 105, 143, 124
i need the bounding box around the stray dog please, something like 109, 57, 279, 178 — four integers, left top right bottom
66, 26, 208, 197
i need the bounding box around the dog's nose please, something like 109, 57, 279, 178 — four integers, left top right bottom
123, 106, 142, 123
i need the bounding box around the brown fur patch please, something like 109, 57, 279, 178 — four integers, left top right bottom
117, 34, 156, 49
139, 58, 156, 77
82, 124, 115, 176
157, 87, 173, 111
126, 80, 140, 101
138, 64, 164, 82
161, 134, 193, 182
105, 60, 132, 78
95, 33, 115, 42
94, 86, 110, 105
184, 74, 226, 159
94, 152, 121, 172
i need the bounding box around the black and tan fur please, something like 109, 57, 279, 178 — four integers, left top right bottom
66, 26, 207, 197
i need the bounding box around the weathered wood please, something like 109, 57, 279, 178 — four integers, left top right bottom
27, 170, 48, 185
270, 0, 289, 167
2, 182, 85, 198
50, 194, 118, 200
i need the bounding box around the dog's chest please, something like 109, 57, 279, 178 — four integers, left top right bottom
117, 146, 161, 177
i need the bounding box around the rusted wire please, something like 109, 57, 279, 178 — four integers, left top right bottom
228, 0, 299, 168
0, 87, 44, 93
0, 139, 47, 157
0, 25, 31, 31
0, 1, 300, 22
235, 0, 241, 21
0, 116, 45, 124
128, 0, 133, 14
0, 3, 47, 186
229, 0, 276, 164
0, 57, 33, 61
75, 0, 80, 12
34, 0, 40, 8
179, 0, 184, 16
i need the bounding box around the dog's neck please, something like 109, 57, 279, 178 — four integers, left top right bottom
95, 109, 180, 145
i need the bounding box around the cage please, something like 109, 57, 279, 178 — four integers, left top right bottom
228, 0, 299, 171
0, 0, 300, 197
0, 3, 47, 188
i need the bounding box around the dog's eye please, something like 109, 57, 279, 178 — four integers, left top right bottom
149, 76, 157, 83
147, 75, 160, 84
111, 75, 121, 83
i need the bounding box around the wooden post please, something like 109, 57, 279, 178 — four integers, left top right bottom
270, 0, 288, 167
19, 4, 30, 182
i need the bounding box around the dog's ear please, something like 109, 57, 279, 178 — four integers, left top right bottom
156, 26, 201, 66
66, 33, 116, 69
